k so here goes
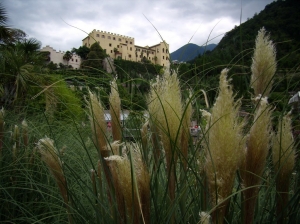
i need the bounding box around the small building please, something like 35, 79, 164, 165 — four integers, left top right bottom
40, 45, 81, 69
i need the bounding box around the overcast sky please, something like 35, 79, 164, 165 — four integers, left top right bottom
3, 0, 274, 52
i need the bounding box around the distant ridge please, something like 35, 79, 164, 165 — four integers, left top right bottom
170, 43, 217, 62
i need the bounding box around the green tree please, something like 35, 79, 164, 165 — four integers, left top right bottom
71, 46, 90, 60
63, 51, 73, 66
81, 42, 107, 70
0, 37, 46, 109
0, 3, 26, 44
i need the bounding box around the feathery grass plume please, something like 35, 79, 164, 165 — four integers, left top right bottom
148, 75, 162, 168
105, 143, 150, 224
148, 69, 183, 203
109, 140, 124, 159
273, 112, 295, 223
202, 68, 245, 223
86, 89, 108, 156
241, 96, 273, 224
37, 137, 68, 204
109, 77, 122, 143
0, 108, 4, 157
21, 120, 28, 147
131, 143, 151, 224
105, 154, 135, 223
251, 27, 276, 97
199, 211, 211, 224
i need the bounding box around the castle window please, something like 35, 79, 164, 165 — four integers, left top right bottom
109, 43, 112, 47
76, 59, 78, 62
129, 54, 131, 58
108, 36, 111, 39
163, 56, 164, 59
113, 37, 116, 40
96, 34, 99, 37
126, 41, 128, 43
111, 50, 113, 53
163, 48, 165, 53
118, 38, 121, 41
130, 41, 132, 44
130, 47, 132, 51
102, 35, 105, 38
166, 49, 169, 53
84, 43, 87, 46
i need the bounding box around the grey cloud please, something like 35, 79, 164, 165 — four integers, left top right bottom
3, 0, 275, 52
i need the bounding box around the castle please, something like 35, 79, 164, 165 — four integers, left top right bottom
82, 29, 170, 67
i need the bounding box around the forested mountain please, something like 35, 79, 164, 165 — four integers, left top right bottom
170, 43, 216, 62
175, 0, 300, 107
194, 0, 300, 70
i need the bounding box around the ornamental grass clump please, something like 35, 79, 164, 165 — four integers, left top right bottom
272, 113, 295, 223
148, 69, 183, 202
109, 77, 122, 143
241, 96, 273, 224
250, 27, 276, 97
201, 68, 245, 223
105, 143, 150, 224
241, 27, 276, 224
37, 137, 72, 223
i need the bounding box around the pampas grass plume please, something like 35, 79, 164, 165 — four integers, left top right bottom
37, 137, 68, 204
251, 27, 276, 97
86, 90, 108, 155
203, 68, 245, 223
109, 78, 122, 142
242, 96, 273, 224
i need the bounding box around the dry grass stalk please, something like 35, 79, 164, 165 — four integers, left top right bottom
86, 90, 108, 156
202, 68, 245, 223
22, 120, 28, 147
181, 93, 193, 171
45, 86, 57, 118
251, 27, 276, 97
141, 121, 149, 159
273, 113, 295, 223
109, 78, 122, 143
241, 96, 273, 224
13, 125, 20, 150
0, 108, 4, 157
37, 137, 68, 205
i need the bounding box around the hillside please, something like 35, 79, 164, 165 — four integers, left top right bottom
207, 0, 300, 69
170, 43, 216, 62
